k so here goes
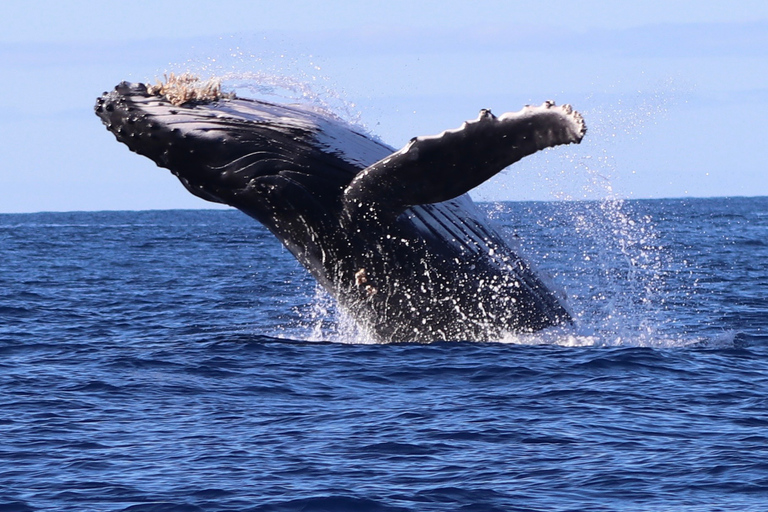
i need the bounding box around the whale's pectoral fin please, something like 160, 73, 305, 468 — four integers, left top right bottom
343, 101, 586, 220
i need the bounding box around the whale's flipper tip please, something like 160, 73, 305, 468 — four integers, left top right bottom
541, 100, 587, 141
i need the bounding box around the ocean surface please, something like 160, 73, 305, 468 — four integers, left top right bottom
1, 196, 767, 511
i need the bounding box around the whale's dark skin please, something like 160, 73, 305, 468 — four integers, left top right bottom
95, 81, 586, 342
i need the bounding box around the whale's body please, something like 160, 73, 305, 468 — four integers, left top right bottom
96, 80, 585, 342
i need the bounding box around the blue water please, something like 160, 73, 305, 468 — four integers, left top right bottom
1, 197, 767, 511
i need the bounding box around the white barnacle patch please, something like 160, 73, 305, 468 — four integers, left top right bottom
353, 269, 378, 298
147, 73, 230, 106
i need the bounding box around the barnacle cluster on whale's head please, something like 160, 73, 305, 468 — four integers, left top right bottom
146, 72, 235, 106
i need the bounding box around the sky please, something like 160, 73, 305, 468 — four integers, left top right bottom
1, 0, 767, 213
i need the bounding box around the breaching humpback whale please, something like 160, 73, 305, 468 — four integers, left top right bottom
95, 76, 586, 342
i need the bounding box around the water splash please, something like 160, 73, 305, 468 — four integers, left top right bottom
293, 285, 378, 344
496, 326, 736, 348
154, 43, 369, 132
483, 82, 718, 348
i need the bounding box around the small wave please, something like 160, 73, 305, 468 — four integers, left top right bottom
252, 495, 410, 512
0, 500, 35, 512
359, 441, 438, 456
119, 503, 204, 512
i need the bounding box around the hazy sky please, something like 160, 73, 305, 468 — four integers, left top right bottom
1, 0, 767, 212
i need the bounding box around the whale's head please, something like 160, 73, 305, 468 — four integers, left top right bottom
96, 80, 232, 204
95, 78, 388, 212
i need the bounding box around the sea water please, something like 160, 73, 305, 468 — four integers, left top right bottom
1, 197, 767, 511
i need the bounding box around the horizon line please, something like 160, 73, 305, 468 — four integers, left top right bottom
2, 194, 766, 216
